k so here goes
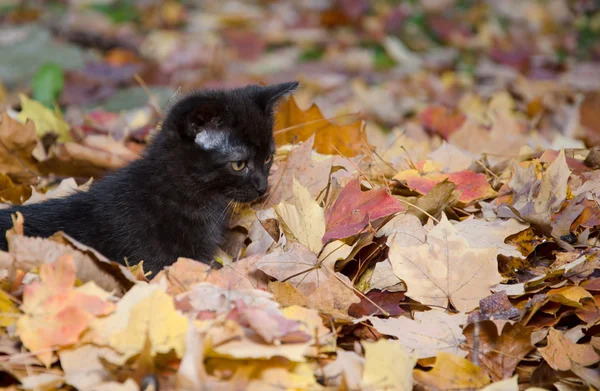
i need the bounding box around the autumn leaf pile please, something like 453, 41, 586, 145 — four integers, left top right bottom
1, 0, 600, 390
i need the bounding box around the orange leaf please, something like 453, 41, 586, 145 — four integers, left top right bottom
16, 255, 115, 367
274, 96, 365, 156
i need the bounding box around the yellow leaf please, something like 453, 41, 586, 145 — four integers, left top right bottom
362, 339, 416, 391
274, 96, 365, 156
274, 178, 325, 253
109, 289, 188, 362
414, 352, 491, 389
17, 94, 71, 142
0, 289, 19, 328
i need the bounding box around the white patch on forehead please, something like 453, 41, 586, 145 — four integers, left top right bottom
195, 130, 229, 150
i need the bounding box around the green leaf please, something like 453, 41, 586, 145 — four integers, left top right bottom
32, 62, 64, 108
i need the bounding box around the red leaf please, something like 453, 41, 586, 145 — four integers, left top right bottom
421, 105, 466, 139
348, 290, 405, 317
323, 178, 405, 243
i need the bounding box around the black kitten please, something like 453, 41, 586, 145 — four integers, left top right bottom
0, 82, 298, 275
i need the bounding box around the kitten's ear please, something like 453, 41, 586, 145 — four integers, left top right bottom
254, 81, 299, 114
179, 101, 227, 140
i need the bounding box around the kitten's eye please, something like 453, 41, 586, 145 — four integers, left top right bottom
265, 154, 273, 164
231, 160, 247, 171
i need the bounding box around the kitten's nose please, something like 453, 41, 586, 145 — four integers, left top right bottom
253, 177, 268, 196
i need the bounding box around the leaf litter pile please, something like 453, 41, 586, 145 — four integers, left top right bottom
1, 1, 600, 390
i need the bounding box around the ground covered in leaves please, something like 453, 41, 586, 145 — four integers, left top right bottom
1, 0, 600, 390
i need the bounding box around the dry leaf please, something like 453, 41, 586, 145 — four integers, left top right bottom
388, 214, 502, 312
274, 178, 325, 253
413, 352, 491, 389
323, 177, 405, 243
539, 328, 600, 371
274, 96, 365, 156
362, 339, 416, 391
464, 321, 534, 381
369, 311, 467, 359
17, 255, 115, 367
109, 288, 188, 363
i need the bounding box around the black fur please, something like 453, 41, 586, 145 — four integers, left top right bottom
0, 82, 298, 275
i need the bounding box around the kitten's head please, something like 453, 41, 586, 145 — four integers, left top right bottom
157, 82, 298, 203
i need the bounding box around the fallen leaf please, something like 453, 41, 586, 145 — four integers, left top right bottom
17, 255, 115, 367
452, 216, 528, 258
539, 328, 600, 371
266, 135, 334, 207
463, 320, 534, 381
427, 142, 475, 173
274, 179, 325, 253
109, 288, 188, 363
274, 96, 365, 156
500, 150, 571, 234
420, 105, 465, 139
413, 352, 491, 389
6, 224, 135, 293
388, 214, 502, 312
348, 289, 404, 317
17, 94, 71, 142
324, 177, 405, 243
0, 289, 19, 327
394, 168, 496, 204
322, 349, 364, 389
0, 113, 39, 179
547, 285, 594, 308
59, 345, 121, 390
369, 311, 467, 359
362, 339, 416, 391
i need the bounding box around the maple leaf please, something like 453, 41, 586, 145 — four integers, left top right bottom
108, 288, 188, 363
274, 96, 365, 157
413, 352, 491, 389
323, 177, 405, 243
362, 339, 416, 391
369, 311, 467, 359
394, 168, 496, 204
17, 255, 115, 367
451, 215, 528, 258
539, 328, 600, 371
388, 214, 502, 312
274, 179, 325, 253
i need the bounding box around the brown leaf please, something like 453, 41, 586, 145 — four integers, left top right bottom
348, 290, 405, 317
0, 113, 39, 181
539, 328, 600, 371
464, 321, 534, 381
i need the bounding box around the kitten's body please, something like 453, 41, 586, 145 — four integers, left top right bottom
0, 82, 298, 274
